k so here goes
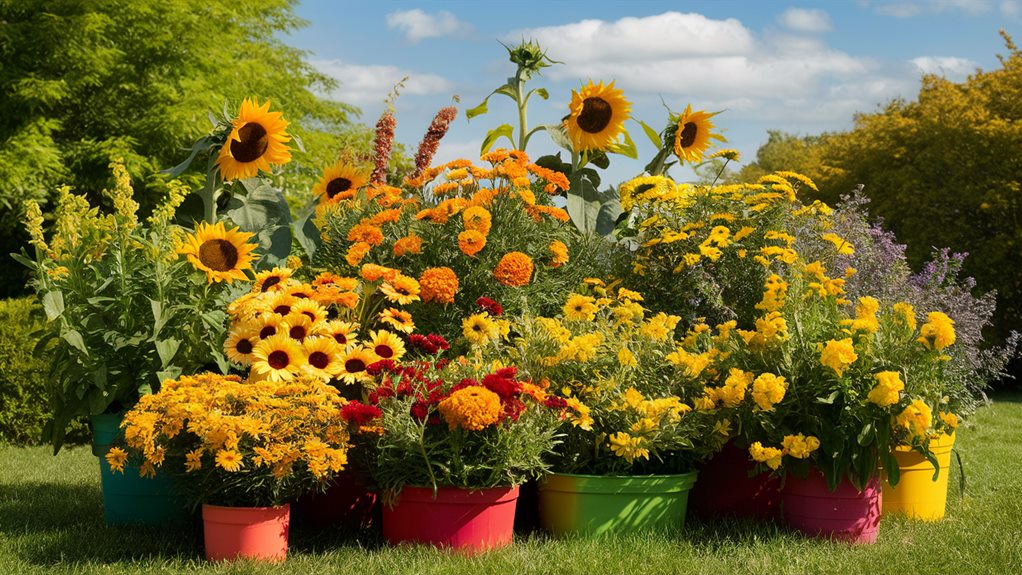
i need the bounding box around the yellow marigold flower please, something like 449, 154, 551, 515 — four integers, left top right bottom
345, 241, 372, 267
419, 267, 459, 304
896, 399, 933, 440
565, 397, 594, 430
867, 371, 904, 407
617, 346, 638, 367
380, 273, 421, 305
462, 206, 493, 235
458, 230, 487, 256
215, 449, 244, 472
748, 441, 783, 470
939, 411, 959, 430
893, 302, 917, 332
751, 373, 787, 411
819, 338, 858, 377
563, 294, 598, 322
393, 234, 424, 257
438, 386, 502, 431
822, 232, 854, 255
782, 434, 821, 459
918, 311, 956, 350
608, 432, 650, 463
105, 447, 128, 474
493, 251, 534, 287
548, 240, 569, 268
463, 313, 499, 346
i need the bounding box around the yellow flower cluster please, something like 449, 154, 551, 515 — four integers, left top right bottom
867, 371, 904, 407
896, 399, 933, 440
751, 373, 787, 411
748, 441, 783, 470
113, 373, 350, 481
918, 311, 956, 351
819, 338, 858, 377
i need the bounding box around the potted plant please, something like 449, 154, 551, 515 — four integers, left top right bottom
17, 163, 256, 525
473, 285, 731, 536
364, 343, 560, 551
109, 372, 357, 562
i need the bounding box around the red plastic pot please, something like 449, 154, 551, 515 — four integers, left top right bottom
782, 470, 881, 544
382, 485, 519, 551
689, 442, 780, 519
202, 504, 290, 563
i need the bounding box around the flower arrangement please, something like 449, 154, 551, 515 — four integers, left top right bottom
470, 284, 732, 476
105, 372, 357, 508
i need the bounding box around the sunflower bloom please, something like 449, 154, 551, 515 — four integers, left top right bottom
337, 347, 379, 385
252, 267, 293, 293
565, 81, 631, 152
368, 330, 406, 362
324, 320, 359, 348
251, 334, 307, 382
379, 308, 415, 334
672, 105, 725, 164
302, 336, 344, 379
216, 98, 291, 181
178, 221, 257, 283
312, 161, 368, 204
224, 324, 260, 366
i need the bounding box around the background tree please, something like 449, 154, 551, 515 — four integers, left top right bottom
0, 0, 378, 296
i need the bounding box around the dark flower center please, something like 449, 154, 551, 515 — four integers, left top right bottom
375, 344, 394, 359
198, 239, 239, 272
273, 305, 291, 316
334, 333, 348, 345
289, 325, 307, 340
231, 122, 269, 163
268, 350, 290, 369
678, 121, 698, 148
260, 326, 277, 339
302, 311, 317, 321
308, 351, 330, 369
326, 178, 353, 198
236, 339, 254, 354
261, 276, 281, 291
345, 359, 366, 373
577, 97, 613, 134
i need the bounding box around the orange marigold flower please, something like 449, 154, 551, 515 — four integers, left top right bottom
393, 234, 423, 257
548, 240, 569, 267
458, 230, 487, 256
462, 206, 493, 235
438, 386, 503, 431
347, 223, 385, 247
361, 263, 399, 283
420, 267, 459, 304
368, 208, 402, 226
345, 242, 371, 267
494, 252, 534, 287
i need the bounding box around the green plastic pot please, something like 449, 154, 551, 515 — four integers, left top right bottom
538, 471, 698, 536
91, 413, 188, 526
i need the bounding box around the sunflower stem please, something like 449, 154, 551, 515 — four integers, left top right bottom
202, 157, 218, 223
515, 69, 528, 150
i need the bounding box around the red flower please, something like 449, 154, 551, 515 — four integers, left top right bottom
482, 373, 521, 400
340, 401, 382, 425
427, 333, 450, 351
408, 334, 437, 354
544, 396, 568, 409
367, 359, 397, 375
494, 366, 517, 379
410, 401, 430, 421
476, 297, 503, 316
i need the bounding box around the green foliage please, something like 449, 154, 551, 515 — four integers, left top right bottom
0, 0, 367, 296
0, 298, 89, 446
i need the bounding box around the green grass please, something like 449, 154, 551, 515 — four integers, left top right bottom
3, 394, 1021, 574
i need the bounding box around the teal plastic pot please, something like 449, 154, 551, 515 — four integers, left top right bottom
539, 472, 698, 536
91, 413, 188, 526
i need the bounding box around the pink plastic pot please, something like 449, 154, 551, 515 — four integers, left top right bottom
782, 470, 882, 544
382, 485, 519, 551
689, 442, 780, 519
202, 504, 290, 562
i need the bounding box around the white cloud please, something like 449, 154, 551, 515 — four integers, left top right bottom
778, 8, 833, 33
385, 9, 472, 43
911, 56, 978, 78
1002, 0, 1021, 15
876, 2, 924, 17
312, 60, 453, 105
873, 0, 991, 17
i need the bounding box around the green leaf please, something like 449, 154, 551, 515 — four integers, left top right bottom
567, 173, 602, 235
606, 129, 638, 159
638, 120, 663, 149
224, 180, 293, 269
856, 422, 873, 446
150, 298, 167, 337
42, 290, 64, 320
162, 135, 214, 177
61, 329, 88, 356
480, 124, 515, 155
465, 97, 490, 120
10, 252, 36, 269
545, 123, 573, 152
595, 196, 623, 238
155, 338, 180, 367
94, 364, 107, 391
816, 390, 840, 404
292, 202, 321, 260
525, 87, 549, 104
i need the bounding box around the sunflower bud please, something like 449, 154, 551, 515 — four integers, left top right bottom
506, 39, 558, 80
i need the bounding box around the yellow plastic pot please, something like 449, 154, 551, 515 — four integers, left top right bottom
882, 433, 955, 521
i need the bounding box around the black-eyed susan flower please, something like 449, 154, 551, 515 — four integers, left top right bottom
671, 105, 725, 164
252, 267, 293, 293
252, 334, 307, 382
302, 336, 343, 380
216, 98, 292, 181
379, 308, 415, 333
564, 81, 631, 152
178, 221, 257, 283
337, 347, 379, 385
324, 320, 359, 348
369, 330, 406, 362
254, 314, 283, 340
224, 324, 260, 366
380, 273, 421, 305
312, 160, 369, 204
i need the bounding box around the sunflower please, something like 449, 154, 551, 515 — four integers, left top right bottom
290, 298, 328, 324
462, 313, 498, 346
254, 314, 284, 340
251, 334, 307, 382
312, 161, 369, 204
266, 292, 298, 318
337, 347, 379, 385
281, 314, 319, 342
379, 308, 415, 334
302, 336, 344, 379
252, 267, 293, 293
379, 274, 421, 305
224, 324, 260, 366
216, 98, 292, 181
178, 221, 257, 283
369, 330, 406, 362
672, 105, 726, 164
564, 81, 631, 152
324, 320, 359, 348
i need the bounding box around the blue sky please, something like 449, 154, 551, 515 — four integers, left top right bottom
285, 0, 1019, 184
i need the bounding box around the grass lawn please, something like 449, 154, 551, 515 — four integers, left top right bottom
2, 393, 1021, 574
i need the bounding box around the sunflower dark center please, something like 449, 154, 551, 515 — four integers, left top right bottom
262, 276, 281, 291
326, 178, 353, 198
345, 359, 366, 373
334, 333, 348, 345
472, 323, 483, 332
308, 351, 330, 369
577, 97, 613, 134
198, 239, 239, 272
260, 326, 277, 339
678, 122, 698, 148
375, 344, 394, 359
302, 311, 317, 321
289, 325, 307, 340
231, 122, 269, 163
268, 350, 290, 370
273, 305, 291, 316
236, 339, 254, 354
